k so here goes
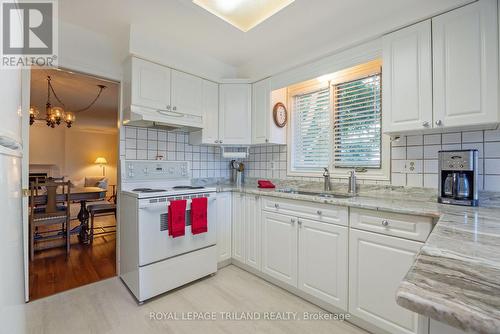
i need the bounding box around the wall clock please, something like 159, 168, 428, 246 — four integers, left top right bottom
273, 102, 288, 128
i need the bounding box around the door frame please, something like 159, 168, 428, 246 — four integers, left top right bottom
21, 65, 123, 302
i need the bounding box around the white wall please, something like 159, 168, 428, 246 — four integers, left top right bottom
29, 125, 118, 191
129, 24, 237, 82
58, 20, 125, 81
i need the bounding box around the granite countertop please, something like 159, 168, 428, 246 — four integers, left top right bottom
206, 181, 500, 334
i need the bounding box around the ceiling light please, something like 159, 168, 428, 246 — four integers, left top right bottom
193, 0, 295, 32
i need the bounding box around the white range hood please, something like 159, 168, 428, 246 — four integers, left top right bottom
123, 105, 203, 131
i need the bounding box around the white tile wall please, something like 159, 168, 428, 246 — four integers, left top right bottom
391, 129, 500, 190
120, 126, 500, 191
243, 129, 500, 191
120, 126, 232, 179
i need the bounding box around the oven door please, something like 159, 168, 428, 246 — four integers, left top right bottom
137, 194, 217, 266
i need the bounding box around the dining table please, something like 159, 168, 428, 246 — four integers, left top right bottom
32, 186, 107, 245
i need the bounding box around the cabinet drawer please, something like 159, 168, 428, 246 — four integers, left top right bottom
350, 208, 433, 242
262, 197, 348, 227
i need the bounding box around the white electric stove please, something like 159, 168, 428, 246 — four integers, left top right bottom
119, 160, 217, 303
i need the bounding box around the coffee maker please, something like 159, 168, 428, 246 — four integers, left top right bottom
438, 149, 479, 206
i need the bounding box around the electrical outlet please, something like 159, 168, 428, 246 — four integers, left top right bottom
405, 160, 421, 174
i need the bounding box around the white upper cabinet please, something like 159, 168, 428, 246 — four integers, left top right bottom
382, 20, 433, 133
252, 78, 270, 144
252, 79, 287, 145
432, 0, 499, 128
298, 218, 348, 310
171, 69, 203, 117
189, 80, 220, 145
383, 0, 499, 134
219, 84, 252, 145
130, 57, 171, 111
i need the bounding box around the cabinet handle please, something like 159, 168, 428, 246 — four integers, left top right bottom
274, 203, 280, 209
422, 121, 430, 127
291, 218, 296, 224
172, 106, 177, 111
220, 140, 223, 144
265, 139, 269, 143
317, 210, 322, 215
214, 140, 218, 144
166, 105, 171, 110
382, 220, 389, 227
255, 195, 259, 200
298, 219, 302, 226
435, 120, 443, 126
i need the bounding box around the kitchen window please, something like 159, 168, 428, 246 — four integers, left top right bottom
288, 59, 390, 180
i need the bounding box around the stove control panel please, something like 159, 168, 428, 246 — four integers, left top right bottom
122, 160, 189, 181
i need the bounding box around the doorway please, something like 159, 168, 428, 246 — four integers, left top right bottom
27, 67, 120, 301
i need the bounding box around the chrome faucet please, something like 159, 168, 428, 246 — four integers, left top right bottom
323, 168, 331, 191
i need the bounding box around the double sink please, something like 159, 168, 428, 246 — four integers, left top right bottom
275, 188, 354, 199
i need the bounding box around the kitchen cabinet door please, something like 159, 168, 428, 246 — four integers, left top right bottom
245, 194, 261, 270
252, 78, 270, 144
298, 218, 348, 310
131, 57, 171, 111
171, 69, 203, 117
261, 211, 298, 287
216, 192, 232, 263
252, 79, 287, 144
433, 0, 499, 128
219, 84, 252, 145
349, 229, 427, 334
231, 193, 245, 263
382, 20, 433, 134
190, 80, 219, 145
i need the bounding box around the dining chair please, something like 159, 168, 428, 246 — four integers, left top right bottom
29, 179, 71, 260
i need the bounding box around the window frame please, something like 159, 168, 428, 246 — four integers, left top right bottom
287, 59, 390, 181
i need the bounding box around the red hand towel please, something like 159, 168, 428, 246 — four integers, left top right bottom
168, 199, 186, 238
258, 180, 275, 188
190, 197, 208, 235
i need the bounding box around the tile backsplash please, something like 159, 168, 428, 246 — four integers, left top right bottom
244, 129, 500, 191
120, 125, 500, 192
120, 126, 232, 179
391, 129, 500, 191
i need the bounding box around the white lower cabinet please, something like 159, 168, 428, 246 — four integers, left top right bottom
298, 218, 348, 309
245, 194, 261, 270
261, 211, 298, 287
216, 192, 232, 263
231, 193, 245, 263
429, 319, 467, 334
349, 228, 428, 334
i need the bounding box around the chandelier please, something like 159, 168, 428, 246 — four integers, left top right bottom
29, 75, 106, 128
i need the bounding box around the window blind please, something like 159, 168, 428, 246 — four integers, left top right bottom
292, 88, 331, 170
333, 73, 381, 168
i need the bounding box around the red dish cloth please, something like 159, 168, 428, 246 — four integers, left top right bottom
258, 180, 276, 189
191, 197, 208, 234
190, 197, 208, 235
168, 199, 186, 238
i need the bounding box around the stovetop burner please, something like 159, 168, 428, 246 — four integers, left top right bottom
172, 186, 205, 190
132, 188, 167, 193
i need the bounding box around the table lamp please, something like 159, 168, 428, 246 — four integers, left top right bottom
94, 157, 108, 176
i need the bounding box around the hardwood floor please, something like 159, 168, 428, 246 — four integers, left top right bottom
24, 265, 370, 334
29, 216, 116, 301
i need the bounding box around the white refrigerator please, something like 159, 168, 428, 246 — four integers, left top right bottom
0, 66, 27, 332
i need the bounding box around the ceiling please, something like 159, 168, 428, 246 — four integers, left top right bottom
30, 68, 119, 131
59, 0, 473, 79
